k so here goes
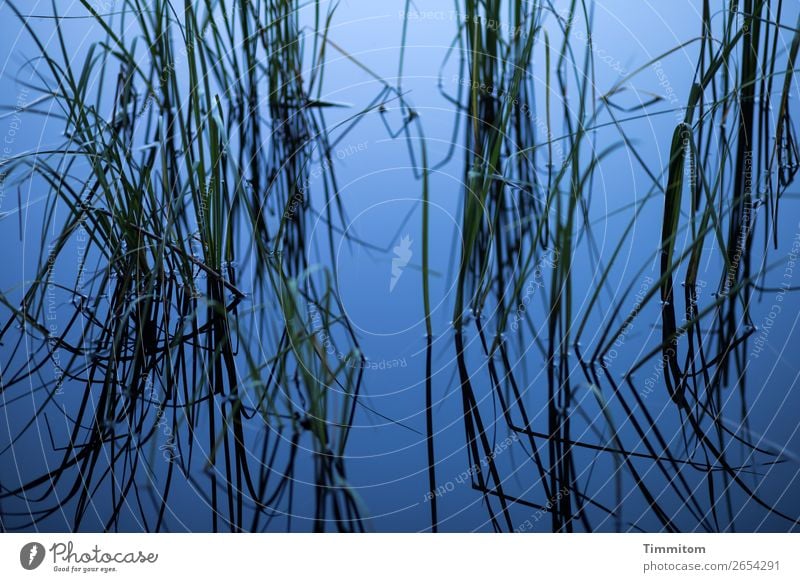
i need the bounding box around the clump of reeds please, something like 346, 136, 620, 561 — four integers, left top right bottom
0, 0, 374, 532
440, 0, 800, 532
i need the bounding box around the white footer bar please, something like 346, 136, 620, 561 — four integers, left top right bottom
1, 533, 798, 581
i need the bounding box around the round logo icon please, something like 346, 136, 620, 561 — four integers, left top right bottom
19, 542, 46, 570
